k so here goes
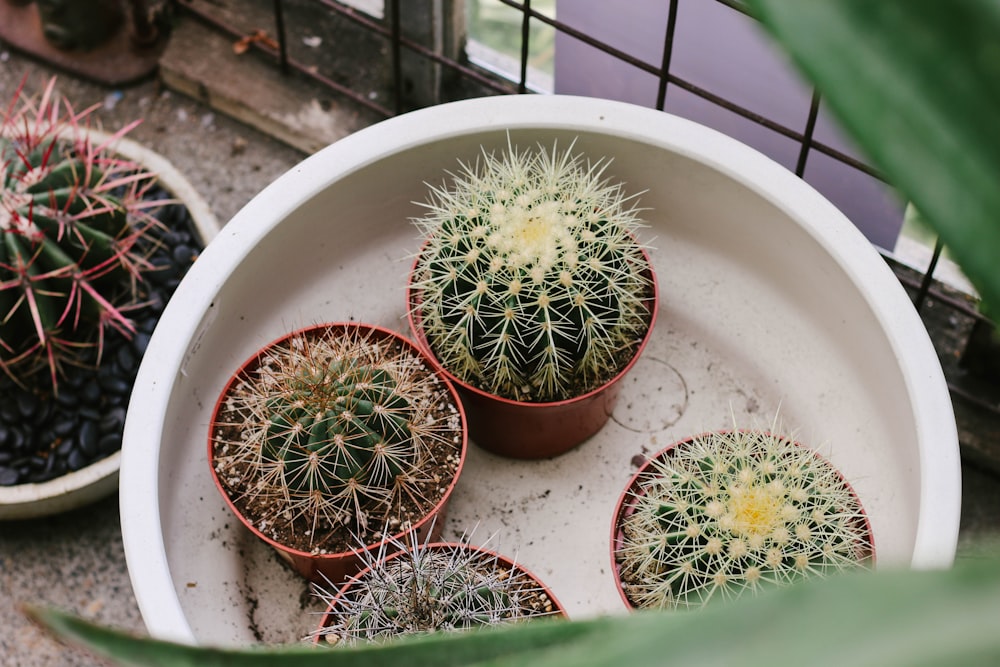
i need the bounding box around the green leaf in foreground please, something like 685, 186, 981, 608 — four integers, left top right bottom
26, 559, 1000, 667
745, 0, 1000, 311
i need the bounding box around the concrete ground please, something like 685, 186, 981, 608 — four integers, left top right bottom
1, 36, 1000, 666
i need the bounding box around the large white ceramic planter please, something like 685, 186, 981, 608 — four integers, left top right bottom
0, 132, 219, 520
120, 95, 960, 646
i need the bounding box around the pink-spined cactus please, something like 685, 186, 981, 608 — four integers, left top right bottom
0, 77, 163, 389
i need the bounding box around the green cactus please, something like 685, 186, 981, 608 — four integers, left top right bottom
263, 358, 417, 505
614, 428, 873, 611
211, 325, 464, 549
0, 77, 162, 388
313, 528, 561, 645
410, 139, 654, 403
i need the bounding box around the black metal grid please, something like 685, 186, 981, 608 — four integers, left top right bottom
174, 0, 997, 415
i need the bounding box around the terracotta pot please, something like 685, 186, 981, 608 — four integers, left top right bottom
407, 253, 658, 460
207, 322, 468, 584
610, 430, 875, 610
314, 541, 566, 644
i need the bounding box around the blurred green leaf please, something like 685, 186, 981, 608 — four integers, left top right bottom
26, 560, 1000, 666
745, 0, 1000, 311
22, 607, 589, 667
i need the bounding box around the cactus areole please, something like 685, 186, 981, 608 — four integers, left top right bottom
409, 139, 657, 405
612, 429, 874, 611
208, 323, 467, 582
1, 78, 161, 389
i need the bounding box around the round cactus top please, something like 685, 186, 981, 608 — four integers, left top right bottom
411, 139, 656, 402
615, 428, 873, 611
262, 358, 416, 497
211, 324, 465, 554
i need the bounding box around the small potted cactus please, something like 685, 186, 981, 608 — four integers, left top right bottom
611, 428, 874, 610
407, 139, 658, 459
208, 322, 467, 584
0, 77, 214, 514
313, 528, 565, 645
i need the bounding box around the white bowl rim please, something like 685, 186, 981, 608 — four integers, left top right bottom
119, 94, 961, 644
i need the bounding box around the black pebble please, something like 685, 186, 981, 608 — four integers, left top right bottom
147, 256, 177, 285
63, 369, 86, 389
116, 345, 137, 372
139, 316, 159, 334
78, 421, 99, 457
0, 466, 19, 486
100, 407, 127, 434
55, 390, 78, 408
81, 380, 102, 405
67, 449, 87, 471
145, 292, 165, 316
99, 374, 131, 396
106, 394, 128, 408
162, 230, 184, 246
78, 407, 102, 421
132, 332, 151, 356
172, 244, 196, 266
7, 427, 25, 453
56, 437, 75, 457
16, 393, 38, 420
31, 400, 52, 426
49, 458, 67, 477
98, 433, 122, 455
36, 426, 54, 446
163, 229, 191, 246
0, 402, 17, 423
53, 417, 78, 438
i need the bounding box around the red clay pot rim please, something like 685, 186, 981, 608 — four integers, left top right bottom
405, 246, 659, 409
207, 321, 469, 564
609, 429, 876, 609
315, 540, 567, 643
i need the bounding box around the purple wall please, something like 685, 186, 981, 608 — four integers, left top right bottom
553, 0, 904, 250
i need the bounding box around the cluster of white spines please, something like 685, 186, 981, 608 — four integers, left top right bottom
212, 326, 462, 549
314, 528, 559, 644
616, 428, 873, 610
411, 138, 653, 402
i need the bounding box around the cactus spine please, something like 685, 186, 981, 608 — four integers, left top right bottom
1, 78, 162, 388
615, 428, 873, 610
314, 528, 561, 644
410, 139, 654, 402
211, 325, 463, 550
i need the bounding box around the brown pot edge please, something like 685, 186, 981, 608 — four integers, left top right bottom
608, 429, 877, 610
206, 321, 470, 581
313, 540, 569, 644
